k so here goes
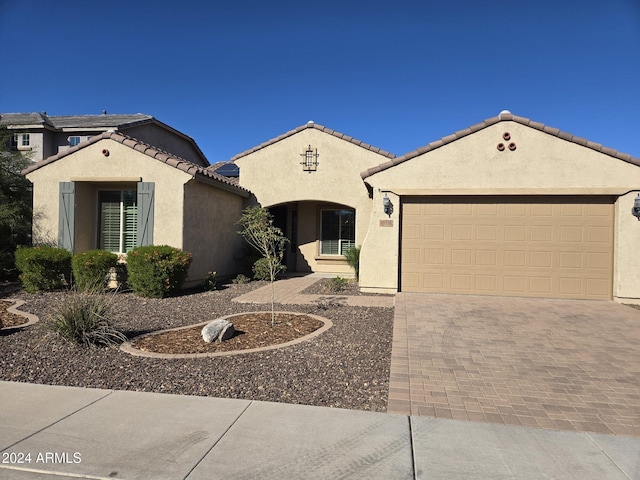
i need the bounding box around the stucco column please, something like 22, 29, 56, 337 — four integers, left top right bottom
359, 189, 399, 294
614, 191, 640, 303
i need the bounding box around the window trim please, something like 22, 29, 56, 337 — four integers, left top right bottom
318, 207, 355, 257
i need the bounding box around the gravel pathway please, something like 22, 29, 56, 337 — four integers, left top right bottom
0, 282, 394, 412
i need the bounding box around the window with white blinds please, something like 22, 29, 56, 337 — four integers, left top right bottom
320, 209, 355, 255
98, 190, 137, 253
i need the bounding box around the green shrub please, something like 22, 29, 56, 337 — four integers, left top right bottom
344, 246, 361, 280
232, 274, 251, 284
252, 257, 271, 281
202, 271, 217, 291
48, 291, 126, 347
72, 250, 118, 291
252, 256, 286, 281
126, 245, 192, 298
14, 245, 72, 293
327, 276, 350, 292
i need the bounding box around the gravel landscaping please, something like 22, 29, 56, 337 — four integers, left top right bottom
0, 281, 394, 412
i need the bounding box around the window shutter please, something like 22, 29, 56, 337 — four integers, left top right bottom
137, 182, 154, 246
58, 182, 75, 252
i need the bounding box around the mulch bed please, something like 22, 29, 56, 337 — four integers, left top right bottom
0, 300, 29, 328
132, 312, 324, 354
0, 280, 394, 412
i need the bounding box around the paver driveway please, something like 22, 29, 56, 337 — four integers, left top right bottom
388, 293, 640, 436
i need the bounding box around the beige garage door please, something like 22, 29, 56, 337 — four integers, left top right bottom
401, 196, 614, 300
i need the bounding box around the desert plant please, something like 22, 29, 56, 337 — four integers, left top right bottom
344, 245, 361, 281
72, 250, 118, 291
238, 206, 288, 326
202, 271, 217, 291
232, 274, 251, 284
126, 245, 192, 298
48, 291, 126, 347
14, 245, 72, 293
327, 276, 350, 292
252, 257, 274, 281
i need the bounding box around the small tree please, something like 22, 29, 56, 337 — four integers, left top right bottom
237, 206, 288, 326
0, 127, 33, 279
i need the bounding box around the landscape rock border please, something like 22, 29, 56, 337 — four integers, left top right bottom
1, 299, 40, 331
120, 311, 333, 359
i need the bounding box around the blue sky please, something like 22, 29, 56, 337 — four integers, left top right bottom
1, 0, 638, 163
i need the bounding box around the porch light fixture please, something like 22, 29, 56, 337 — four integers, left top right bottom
300, 145, 319, 172
632, 194, 640, 221
383, 194, 393, 217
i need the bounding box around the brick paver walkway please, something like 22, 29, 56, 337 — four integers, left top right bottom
232, 275, 395, 308
389, 293, 640, 436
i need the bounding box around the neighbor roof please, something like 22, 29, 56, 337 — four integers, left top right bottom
230, 121, 396, 161
47, 114, 153, 129
21, 131, 249, 197
361, 111, 640, 179
0, 112, 52, 127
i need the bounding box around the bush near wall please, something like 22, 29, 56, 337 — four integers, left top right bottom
72, 250, 119, 291
126, 245, 192, 298
14, 245, 72, 293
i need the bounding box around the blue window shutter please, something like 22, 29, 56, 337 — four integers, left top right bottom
137, 182, 154, 246
58, 182, 75, 252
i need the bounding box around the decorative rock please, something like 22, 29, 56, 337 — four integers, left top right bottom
201, 319, 235, 343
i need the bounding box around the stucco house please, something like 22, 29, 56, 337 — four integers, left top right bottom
22, 110, 640, 302
22, 131, 250, 285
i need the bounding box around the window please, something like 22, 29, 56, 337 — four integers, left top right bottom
98, 190, 137, 253
320, 209, 355, 255
69, 136, 81, 147
21, 133, 30, 147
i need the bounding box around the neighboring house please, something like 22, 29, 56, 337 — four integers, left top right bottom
22, 131, 250, 285
1, 112, 208, 166
22, 110, 640, 302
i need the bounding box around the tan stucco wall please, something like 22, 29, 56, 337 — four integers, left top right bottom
182, 179, 246, 283
27, 139, 191, 251
360, 121, 640, 299
234, 127, 388, 273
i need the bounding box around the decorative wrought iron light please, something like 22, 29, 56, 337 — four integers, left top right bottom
300, 145, 319, 172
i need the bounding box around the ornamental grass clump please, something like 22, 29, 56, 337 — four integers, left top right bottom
126, 245, 192, 298
71, 250, 118, 292
48, 291, 126, 348
14, 245, 72, 293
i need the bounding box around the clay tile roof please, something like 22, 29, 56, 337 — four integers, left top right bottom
230, 122, 396, 161
21, 132, 250, 196
361, 112, 640, 179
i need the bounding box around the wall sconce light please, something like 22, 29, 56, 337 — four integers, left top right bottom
632, 194, 640, 221
383, 193, 393, 217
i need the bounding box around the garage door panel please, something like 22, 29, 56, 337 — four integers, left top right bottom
401, 196, 613, 300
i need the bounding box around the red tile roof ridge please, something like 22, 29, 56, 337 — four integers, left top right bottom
230, 122, 396, 161
361, 112, 640, 179
21, 131, 250, 194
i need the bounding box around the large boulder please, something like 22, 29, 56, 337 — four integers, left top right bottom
201, 319, 235, 343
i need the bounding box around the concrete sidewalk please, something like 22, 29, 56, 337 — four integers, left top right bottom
1, 382, 639, 479
232, 275, 395, 308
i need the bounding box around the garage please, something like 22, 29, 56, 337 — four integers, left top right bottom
400, 196, 614, 300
